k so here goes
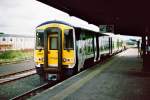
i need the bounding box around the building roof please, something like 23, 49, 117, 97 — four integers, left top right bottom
0, 34, 34, 38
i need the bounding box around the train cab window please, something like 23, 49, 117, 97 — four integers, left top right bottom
64, 29, 74, 49
50, 37, 58, 50
36, 32, 44, 49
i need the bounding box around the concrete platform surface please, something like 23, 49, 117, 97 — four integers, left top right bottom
30, 48, 150, 100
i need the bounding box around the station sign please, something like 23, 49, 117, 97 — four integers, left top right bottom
99, 25, 114, 33
99, 25, 107, 33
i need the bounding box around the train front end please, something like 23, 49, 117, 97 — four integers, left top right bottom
34, 22, 76, 81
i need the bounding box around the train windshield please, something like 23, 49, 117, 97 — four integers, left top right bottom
64, 29, 74, 50
36, 31, 44, 49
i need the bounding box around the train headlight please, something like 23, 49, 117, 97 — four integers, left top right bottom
63, 58, 73, 62
38, 58, 44, 61
34, 57, 44, 61
63, 58, 68, 62
68, 64, 74, 68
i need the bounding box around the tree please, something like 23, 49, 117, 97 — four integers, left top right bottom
0, 32, 4, 35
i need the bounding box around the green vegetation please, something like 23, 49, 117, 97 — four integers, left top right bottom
0, 50, 34, 64
0, 32, 4, 34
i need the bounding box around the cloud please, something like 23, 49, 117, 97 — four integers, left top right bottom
0, 0, 70, 36
0, 0, 100, 36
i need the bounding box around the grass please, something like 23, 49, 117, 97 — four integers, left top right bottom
0, 50, 34, 64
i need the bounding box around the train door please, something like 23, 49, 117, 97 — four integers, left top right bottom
45, 28, 62, 80
48, 33, 59, 67
94, 36, 98, 62
77, 40, 85, 71
76, 32, 86, 71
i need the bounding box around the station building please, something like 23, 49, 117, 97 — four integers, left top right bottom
0, 34, 35, 51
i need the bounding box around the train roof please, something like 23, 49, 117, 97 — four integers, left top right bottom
36, 20, 109, 36
37, 20, 73, 28
37, 20, 98, 32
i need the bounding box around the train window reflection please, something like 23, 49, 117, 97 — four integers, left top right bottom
64, 29, 74, 50
50, 37, 58, 50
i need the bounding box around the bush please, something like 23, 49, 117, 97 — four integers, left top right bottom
0, 50, 33, 60
0, 51, 22, 59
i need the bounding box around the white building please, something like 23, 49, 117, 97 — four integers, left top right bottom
0, 34, 35, 51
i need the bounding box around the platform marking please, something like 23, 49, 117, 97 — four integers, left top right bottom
50, 57, 119, 100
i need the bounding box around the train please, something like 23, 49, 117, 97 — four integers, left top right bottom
34, 21, 126, 80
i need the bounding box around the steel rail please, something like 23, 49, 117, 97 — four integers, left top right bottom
11, 81, 58, 100
0, 68, 36, 84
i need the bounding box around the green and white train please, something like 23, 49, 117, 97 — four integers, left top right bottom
34, 21, 126, 80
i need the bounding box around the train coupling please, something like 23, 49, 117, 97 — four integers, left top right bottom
47, 74, 58, 81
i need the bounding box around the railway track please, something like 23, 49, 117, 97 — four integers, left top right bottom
1, 51, 123, 99
0, 68, 36, 84
11, 81, 58, 100
10, 55, 115, 100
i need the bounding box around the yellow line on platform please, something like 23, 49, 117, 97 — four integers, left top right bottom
50, 57, 118, 100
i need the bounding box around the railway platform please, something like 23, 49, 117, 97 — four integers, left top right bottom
30, 48, 150, 100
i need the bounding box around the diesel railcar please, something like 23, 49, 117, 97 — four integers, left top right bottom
34, 21, 124, 80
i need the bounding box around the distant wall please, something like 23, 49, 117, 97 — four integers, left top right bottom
0, 35, 35, 51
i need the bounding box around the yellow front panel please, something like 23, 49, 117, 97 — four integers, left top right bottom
34, 50, 44, 64
48, 50, 58, 66
35, 23, 75, 68
62, 50, 75, 65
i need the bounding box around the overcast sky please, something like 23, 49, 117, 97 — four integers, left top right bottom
0, 0, 141, 40
0, 0, 71, 36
